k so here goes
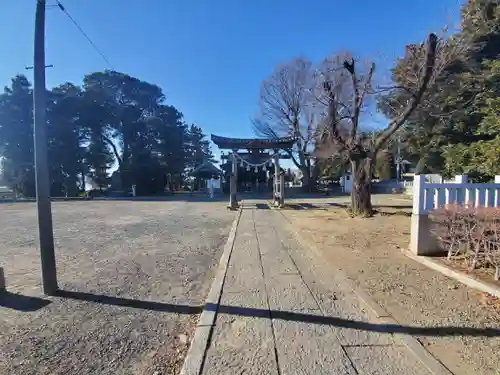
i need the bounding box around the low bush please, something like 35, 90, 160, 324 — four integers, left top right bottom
429, 204, 500, 281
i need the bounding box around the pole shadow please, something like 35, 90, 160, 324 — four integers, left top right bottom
54, 290, 202, 314
211, 304, 500, 338
0, 292, 51, 312
53, 290, 500, 338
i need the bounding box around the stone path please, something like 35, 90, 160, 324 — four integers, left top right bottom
200, 202, 433, 375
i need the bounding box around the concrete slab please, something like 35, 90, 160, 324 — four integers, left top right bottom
266, 273, 321, 312
344, 345, 432, 375
202, 314, 278, 375
273, 319, 357, 375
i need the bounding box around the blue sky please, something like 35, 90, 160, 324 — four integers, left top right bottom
1, 0, 462, 163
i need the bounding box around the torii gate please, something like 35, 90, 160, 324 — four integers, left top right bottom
211, 135, 297, 210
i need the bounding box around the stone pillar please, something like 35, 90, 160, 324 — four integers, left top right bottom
229, 152, 238, 210
454, 175, 467, 204
279, 173, 285, 208
273, 153, 280, 206
410, 175, 437, 255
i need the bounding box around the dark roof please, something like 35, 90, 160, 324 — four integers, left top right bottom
211, 134, 296, 150
191, 161, 221, 177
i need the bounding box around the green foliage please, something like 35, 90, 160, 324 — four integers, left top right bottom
374, 150, 396, 180
313, 157, 346, 181
380, 0, 500, 181
0, 76, 36, 196
0, 71, 211, 197
185, 124, 214, 169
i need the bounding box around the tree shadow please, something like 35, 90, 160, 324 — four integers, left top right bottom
53, 290, 500, 338
327, 202, 349, 208
255, 203, 270, 210
0, 292, 51, 312
374, 205, 413, 210
284, 203, 305, 210
282, 203, 329, 210
375, 210, 412, 217
94, 195, 231, 203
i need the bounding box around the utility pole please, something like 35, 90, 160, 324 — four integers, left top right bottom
34, 0, 58, 295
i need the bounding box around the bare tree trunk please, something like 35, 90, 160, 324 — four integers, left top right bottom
300, 166, 313, 192
350, 158, 373, 216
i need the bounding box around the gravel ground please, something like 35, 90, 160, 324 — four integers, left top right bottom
0, 199, 235, 375
282, 195, 500, 375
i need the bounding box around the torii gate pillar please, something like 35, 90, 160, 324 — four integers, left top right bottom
229, 151, 238, 210
273, 153, 284, 208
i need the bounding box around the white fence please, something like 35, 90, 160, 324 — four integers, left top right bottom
410, 174, 500, 255
403, 174, 457, 195
341, 173, 452, 194
412, 175, 500, 214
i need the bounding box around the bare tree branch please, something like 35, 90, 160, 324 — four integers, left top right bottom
253, 57, 317, 187
374, 33, 438, 152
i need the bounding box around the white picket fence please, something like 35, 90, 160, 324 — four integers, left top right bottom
403, 174, 458, 195
410, 174, 500, 255
412, 175, 500, 214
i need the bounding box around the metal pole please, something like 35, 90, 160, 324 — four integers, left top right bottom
34, 0, 58, 295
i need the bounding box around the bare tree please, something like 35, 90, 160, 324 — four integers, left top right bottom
315, 33, 449, 216
253, 57, 317, 191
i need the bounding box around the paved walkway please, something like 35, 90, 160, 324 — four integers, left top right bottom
200, 202, 433, 375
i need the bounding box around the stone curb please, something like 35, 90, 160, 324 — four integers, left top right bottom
403, 249, 500, 298
277, 210, 454, 375
179, 207, 242, 375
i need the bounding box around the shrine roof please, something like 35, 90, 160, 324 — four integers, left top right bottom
211, 134, 296, 150
191, 160, 221, 177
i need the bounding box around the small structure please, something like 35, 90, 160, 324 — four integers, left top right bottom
340, 173, 352, 193
191, 160, 222, 191
0, 186, 15, 200
211, 135, 296, 209
191, 160, 221, 178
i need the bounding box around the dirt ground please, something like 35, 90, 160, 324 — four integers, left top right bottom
281, 195, 500, 375
0, 200, 235, 375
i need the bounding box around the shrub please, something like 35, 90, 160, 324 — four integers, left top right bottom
429, 204, 500, 281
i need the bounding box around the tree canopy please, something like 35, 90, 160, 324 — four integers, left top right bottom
0, 70, 213, 197
380, 0, 500, 181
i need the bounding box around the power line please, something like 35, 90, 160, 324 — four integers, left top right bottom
55, 1, 115, 70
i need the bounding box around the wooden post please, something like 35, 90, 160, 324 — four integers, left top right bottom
34, 0, 58, 295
